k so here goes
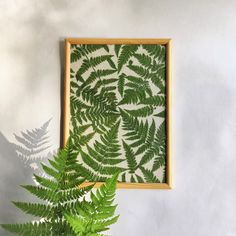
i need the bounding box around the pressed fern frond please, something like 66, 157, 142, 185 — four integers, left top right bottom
77, 122, 126, 181
135, 120, 156, 156
150, 73, 166, 94
139, 95, 166, 106
152, 153, 166, 173
140, 166, 160, 183
118, 73, 126, 97
120, 75, 152, 101
118, 88, 146, 105
83, 44, 109, 54
124, 106, 154, 118
122, 140, 138, 174
114, 45, 121, 57
138, 121, 166, 167
133, 53, 152, 68
121, 110, 148, 147
94, 78, 118, 91
125, 80, 152, 97
127, 63, 149, 78
77, 55, 114, 76
71, 86, 119, 134
71, 44, 109, 63
118, 45, 138, 72
154, 109, 166, 118
69, 122, 95, 153
142, 44, 165, 62
71, 50, 82, 63
127, 61, 165, 95
70, 43, 167, 183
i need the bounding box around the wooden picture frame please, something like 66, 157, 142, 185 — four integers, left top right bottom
62, 38, 172, 189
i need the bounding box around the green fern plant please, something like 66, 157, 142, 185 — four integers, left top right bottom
65, 173, 119, 236
76, 121, 126, 182
1, 139, 119, 236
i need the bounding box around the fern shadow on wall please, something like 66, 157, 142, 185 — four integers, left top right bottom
0, 119, 56, 236
11, 119, 57, 182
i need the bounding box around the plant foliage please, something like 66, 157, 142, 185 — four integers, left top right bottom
1, 140, 119, 236
65, 173, 119, 236
70, 43, 167, 183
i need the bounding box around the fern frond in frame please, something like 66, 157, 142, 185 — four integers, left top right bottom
63, 38, 172, 189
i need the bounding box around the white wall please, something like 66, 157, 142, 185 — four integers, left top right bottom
1, 0, 236, 235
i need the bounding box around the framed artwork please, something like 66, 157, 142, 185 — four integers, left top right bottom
63, 38, 172, 189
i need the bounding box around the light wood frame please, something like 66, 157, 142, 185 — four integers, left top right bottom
63, 38, 172, 189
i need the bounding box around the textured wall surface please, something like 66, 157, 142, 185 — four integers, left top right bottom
1, 1, 236, 235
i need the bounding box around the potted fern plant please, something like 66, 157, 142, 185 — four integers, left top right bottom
1, 139, 119, 236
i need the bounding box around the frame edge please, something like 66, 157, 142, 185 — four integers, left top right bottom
62, 38, 173, 189
62, 39, 71, 147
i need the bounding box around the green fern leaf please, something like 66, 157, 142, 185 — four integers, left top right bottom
135, 174, 144, 183
154, 121, 166, 148
77, 55, 114, 76
118, 88, 146, 105
85, 44, 109, 53
71, 49, 82, 63
152, 154, 166, 173
150, 73, 165, 94
1, 222, 52, 236
96, 69, 117, 78
1, 138, 119, 236
154, 109, 166, 117
75, 71, 85, 83
58, 185, 94, 202
127, 64, 149, 78
21, 185, 58, 203
118, 73, 126, 97
122, 140, 138, 173
80, 150, 125, 180
33, 174, 58, 190
139, 95, 165, 106
121, 110, 148, 145
71, 86, 119, 134
76, 122, 126, 181
142, 44, 166, 61
133, 53, 152, 68
140, 167, 160, 183
65, 173, 119, 236
125, 75, 144, 83
114, 45, 121, 57
135, 119, 156, 155
12, 202, 53, 218
118, 45, 138, 72
124, 106, 154, 117
138, 121, 166, 167
107, 57, 117, 69
90, 55, 114, 68
41, 163, 60, 180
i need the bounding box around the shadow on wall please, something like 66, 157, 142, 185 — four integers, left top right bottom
0, 40, 64, 236
0, 119, 55, 236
